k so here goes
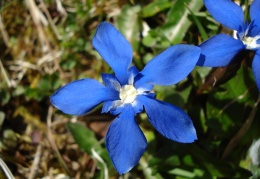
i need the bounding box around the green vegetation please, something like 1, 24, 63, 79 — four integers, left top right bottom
0, 0, 259, 178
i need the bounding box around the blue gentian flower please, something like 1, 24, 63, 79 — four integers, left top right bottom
197, 0, 260, 91
50, 22, 200, 174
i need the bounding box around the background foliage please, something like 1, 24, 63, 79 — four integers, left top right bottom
0, 0, 259, 178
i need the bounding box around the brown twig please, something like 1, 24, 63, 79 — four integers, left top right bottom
217, 85, 254, 116
221, 93, 260, 159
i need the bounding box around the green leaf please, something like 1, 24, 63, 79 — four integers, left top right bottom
68, 122, 114, 178
162, 0, 203, 44
60, 59, 77, 70
0, 90, 10, 105
186, 5, 208, 41
186, 145, 252, 178
0, 0, 15, 13
154, 82, 192, 108
169, 168, 196, 178
149, 155, 180, 168
206, 66, 258, 137
67, 122, 101, 154
142, 29, 171, 49
141, 0, 172, 18
116, 5, 141, 51
0, 111, 5, 131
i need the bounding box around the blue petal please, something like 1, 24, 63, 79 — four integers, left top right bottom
101, 100, 121, 113
92, 22, 133, 85
250, 0, 260, 26
136, 83, 154, 93
198, 34, 245, 67
252, 52, 260, 91
128, 66, 139, 85
204, 0, 244, 31
247, 20, 260, 37
135, 45, 200, 87
138, 95, 197, 143
50, 79, 118, 116
106, 105, 147, 174
107, 96, 145, 115
132, 95, 147, 114
101, 73, 121, 91
110, 105, 125, 115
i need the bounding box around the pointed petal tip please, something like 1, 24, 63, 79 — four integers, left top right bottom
106, 106, 147, 174
182, 128, 198, 143
137, 96, 198, 143
117, 167, 132, 175
204, 0, 244, 31
136, 44, 201, 86
50, 78, 118, 116
92, 22, 133, 84
172, 122, 198, 143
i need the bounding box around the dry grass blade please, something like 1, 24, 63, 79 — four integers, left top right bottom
0, 157, 15, 179
91, 148, 108, 179
39, 0, 63, 40
25, 0, 65, 80
28, 144, 42, 179
0, 14, 9, 47
55, 0, 68, 16
46, 106, 72, 177
0, 59, 12, 87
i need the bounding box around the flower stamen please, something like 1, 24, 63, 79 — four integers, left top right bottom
242, 36, 260, 49
119, 85, 137, 104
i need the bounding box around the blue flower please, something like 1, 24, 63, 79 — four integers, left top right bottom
50, 22, 200, 174
197, 0, 260, 91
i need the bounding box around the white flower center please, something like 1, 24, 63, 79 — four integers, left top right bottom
119, 85, 137, 104
242, 36, 260, 49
